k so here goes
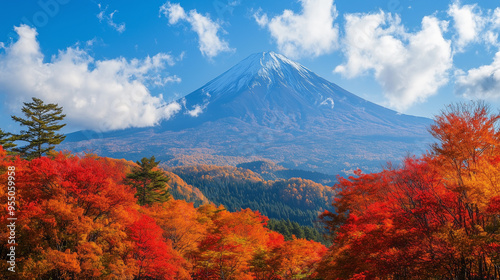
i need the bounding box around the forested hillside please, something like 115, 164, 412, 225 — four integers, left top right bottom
95, 157, 211, 207
267, 219, 330, 245
169, 165, 336, 227
0, 148, 327, 279
164, 171, 210, 207
237, 160, 337, 185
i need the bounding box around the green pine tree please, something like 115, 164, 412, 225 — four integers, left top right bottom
0, 128, 17, 154
11, 97, 66, 159
126, 156, 171, 206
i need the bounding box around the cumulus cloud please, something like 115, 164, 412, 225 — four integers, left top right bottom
180, 92, 210, 117
97, 4, 126, 33
485, 8, 500, 47
448, 2, 484, 50
446, 3, 500, 98
455, 51, 500, 99
254, 0, 339, 59
447, 2, 500, 50
162, 2, 186, 24
0, 25, 182, 131
186, 104, 204, 117
160, 2, 232, 58
335, 11, 452, 111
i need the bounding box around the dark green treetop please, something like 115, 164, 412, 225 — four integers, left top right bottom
0, 128, 17, 154
11, 97, 66, 159
126, 156, 171, 206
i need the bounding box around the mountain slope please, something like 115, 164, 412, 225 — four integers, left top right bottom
63, 52, 433, 175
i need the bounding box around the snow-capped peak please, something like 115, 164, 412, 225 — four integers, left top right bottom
204, 52, 314, 94
257, 52, 307, 75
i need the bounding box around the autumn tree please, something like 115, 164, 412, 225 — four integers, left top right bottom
126, 156, 171, 206
193, 206, 271, 280
11, 97, 66, 159
128, 214, 190, 280
146, 200, 207, 258
268, 237, 327, 279
428, 101, 500, 279
429, 101, 500, 206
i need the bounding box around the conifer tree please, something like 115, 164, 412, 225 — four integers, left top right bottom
11, 97, 66, 159
0, 128, 17, 154
126, 156, 171, 206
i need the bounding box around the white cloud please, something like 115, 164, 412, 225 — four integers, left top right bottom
186, 104, 204, 117
446, 3, 500, 50
483, 8, 500, 47
448, 2, 484, 50
484, 30, 499, 47
253, 10, 268, 27
162, 2, 186, 24
493, 8, 500, 28
160, 2, 232, 58
0, 25, 182, 131
455, 51, 500, 99
181, 93, 210, 117
446, 4, 500, 97
335, 11, 452, 111
253, 0, 339, 59
97, 4, 126, 33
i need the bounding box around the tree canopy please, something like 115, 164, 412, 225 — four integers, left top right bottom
11, 97, 66, 159
318, 102, 500, 280
126, 156, 171, 206
0, 128, 16, 154
0, 148, 326, 279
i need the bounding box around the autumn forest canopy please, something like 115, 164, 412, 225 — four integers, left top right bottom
1, 100, 500, 279
319, 102, 500, 280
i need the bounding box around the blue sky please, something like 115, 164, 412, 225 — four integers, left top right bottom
1, 0, 500, 133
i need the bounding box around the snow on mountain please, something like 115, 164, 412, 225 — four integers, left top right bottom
204, 52, 313, 93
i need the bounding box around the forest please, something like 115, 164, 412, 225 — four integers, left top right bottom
0, 149, 327, 279
319, 102, 500, 279
169, 165, 335, 227
1, 100, 500, 280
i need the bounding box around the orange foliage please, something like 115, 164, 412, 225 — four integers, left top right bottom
145, 200, 207, 257
171, 165, 264, 183
0, 151, 138, 279
0, 147, 327, 279
268, 237, 327, 279
164, 171, 210, 205
128, 213, 189, 280
318, 102, 500, 280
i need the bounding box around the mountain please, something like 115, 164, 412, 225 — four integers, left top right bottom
62, 52, 434, 175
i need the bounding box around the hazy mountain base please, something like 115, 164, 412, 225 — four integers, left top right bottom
63, 116, 430, 176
